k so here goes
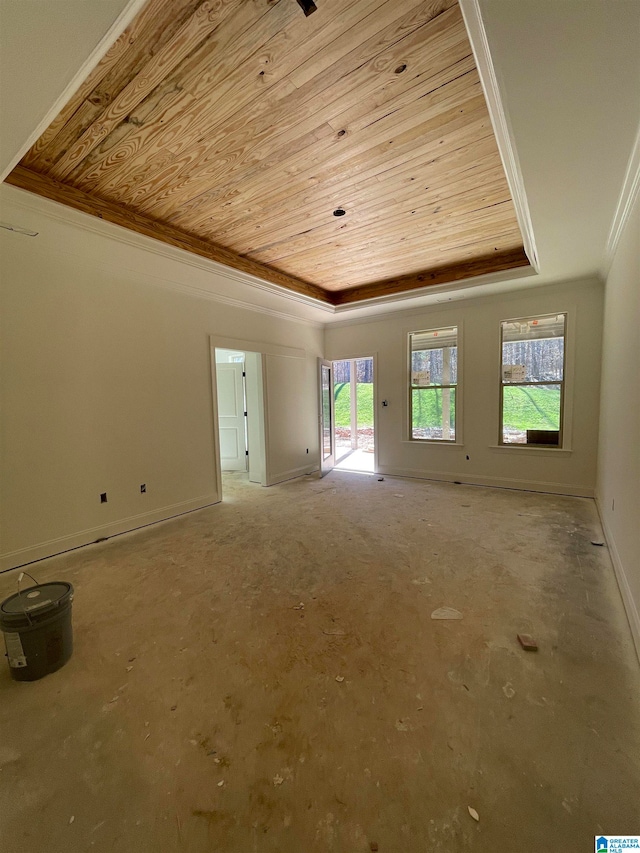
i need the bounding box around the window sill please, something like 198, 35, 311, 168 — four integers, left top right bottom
405, 440, 465, 448
489, 445, 572, 456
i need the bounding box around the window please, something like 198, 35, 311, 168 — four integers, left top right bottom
409, 326, 458, 441
500, 313, 566, 446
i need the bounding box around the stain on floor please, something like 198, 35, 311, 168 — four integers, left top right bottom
0, 472, 638, 852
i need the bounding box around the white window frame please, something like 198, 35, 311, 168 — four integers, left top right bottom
499, 312, 567, 448
408, 325, 459, 443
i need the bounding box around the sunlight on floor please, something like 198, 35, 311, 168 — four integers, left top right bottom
334, 447, 375, 473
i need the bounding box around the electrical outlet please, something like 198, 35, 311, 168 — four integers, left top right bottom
140, 484, 146, 494
100, 492, 107, 503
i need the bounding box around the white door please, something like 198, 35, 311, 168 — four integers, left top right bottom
319, 359, 335, 476
216, 363, 247, 471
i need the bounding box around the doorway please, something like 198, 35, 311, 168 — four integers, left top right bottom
332, 357, 375, 474
214, 348, 267, 486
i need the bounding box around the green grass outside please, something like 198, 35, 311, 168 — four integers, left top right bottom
334, 382, 561, 431
334, 382, 373, 427
502, 385, 561, 430
412, 388, 456, 431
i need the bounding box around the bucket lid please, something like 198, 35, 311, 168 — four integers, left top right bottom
0, 582, 73, 628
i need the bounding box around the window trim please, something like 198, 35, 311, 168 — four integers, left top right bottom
408, 324, 460, 443
498, 312, 567, 448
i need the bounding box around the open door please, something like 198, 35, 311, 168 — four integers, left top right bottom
319, 359, 335, 476
216, 362, 247, 471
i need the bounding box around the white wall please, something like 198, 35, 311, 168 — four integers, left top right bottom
326, 280, 603, 496
597, 190, 640, 657
0, 187, 322, 571
264, 354, 316, 485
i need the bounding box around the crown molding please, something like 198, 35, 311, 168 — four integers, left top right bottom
326, 275, 600, 330
1, 183, 328, 328
603, 120, 640, 277
459, 0, 539, 273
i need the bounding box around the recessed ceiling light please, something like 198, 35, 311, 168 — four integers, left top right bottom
296, 0, 317, 16
333, 208, 346, 217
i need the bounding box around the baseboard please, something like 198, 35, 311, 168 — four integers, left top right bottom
0, 493, 220, 573
378, 467, 594, 498
595, 499, 640, 664
266, 464, 318, 487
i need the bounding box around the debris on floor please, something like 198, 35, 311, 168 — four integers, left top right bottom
370, 842, 379, 851
591, 539, 605, 546
292, 602, 305, 610
273, 774, 284, 786
431, 607, 463, 620
335, 675, 345, 683
502, 683, 516, 699
468, 806, 480, 822
517, 633, 539, 651
377, 477, 384, 481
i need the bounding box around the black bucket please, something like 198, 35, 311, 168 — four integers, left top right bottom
0, 577, 74, 682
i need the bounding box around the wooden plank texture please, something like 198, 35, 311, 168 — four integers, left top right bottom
5, 166, 330, 303
8, 0, 530, 304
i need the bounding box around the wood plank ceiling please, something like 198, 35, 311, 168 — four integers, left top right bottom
6, 0, 530, 305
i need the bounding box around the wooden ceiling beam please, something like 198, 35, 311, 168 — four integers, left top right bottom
331, 247, 531, 303
289, 232, 526, 288
5, 166, 330, 304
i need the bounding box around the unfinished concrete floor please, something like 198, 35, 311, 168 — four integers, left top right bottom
1, 473, 639, 852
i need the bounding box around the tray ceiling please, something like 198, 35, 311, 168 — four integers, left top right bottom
5, 0, 530, 305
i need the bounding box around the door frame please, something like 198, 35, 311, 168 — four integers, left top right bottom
325, 352, 378, 475
210, 336, 308, 498
210, 341, 268, 498
318, 358, 335, 476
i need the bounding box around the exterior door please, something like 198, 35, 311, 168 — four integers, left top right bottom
319, 359, 335, 476
216, 363, 247, 471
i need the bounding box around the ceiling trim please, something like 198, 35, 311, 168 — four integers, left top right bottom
0, 183, 326, 328
327, 275, 601, 331
603, 120, 640, 277
0, 0, 148, 183
331, 263, 536, 314
3, 176, 541, 326
5, 165, 331, 304
332, 246, 530, 305
459, 0, 539, 273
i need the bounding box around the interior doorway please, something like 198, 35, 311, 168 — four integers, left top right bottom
214, 348, 266, 486
332, 357, 375, 473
